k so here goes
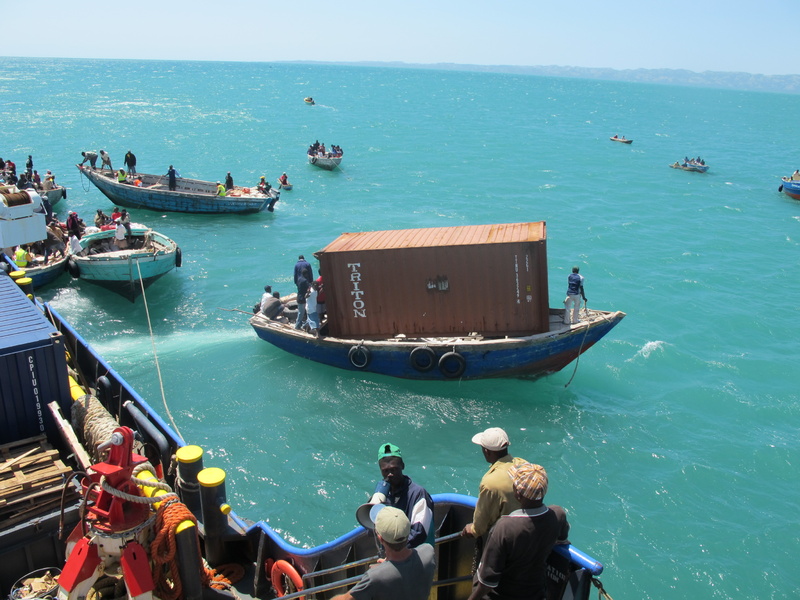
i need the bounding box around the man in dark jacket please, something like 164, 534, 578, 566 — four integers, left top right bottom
294, 268, 311, 330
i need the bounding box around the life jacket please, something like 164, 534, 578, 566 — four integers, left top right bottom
118, 171, 127, 183
14, 247, 29, 267
217, 184, 226, 196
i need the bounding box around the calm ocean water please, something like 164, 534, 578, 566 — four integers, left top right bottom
2, 57, 798, 599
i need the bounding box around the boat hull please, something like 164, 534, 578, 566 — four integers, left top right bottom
77, 166, 278, 214
609, 137, 632, 144
3, 253, 68, 288
670, 162, 709, 172
67, 226, 180, 300
308, 155, 342, 170
251, 309, 625, 380
780, 179, 800, 200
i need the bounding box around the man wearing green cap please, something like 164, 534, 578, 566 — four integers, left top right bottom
468, 463, 569, 600
368, 443, 434, 548
331, 506, 435, 600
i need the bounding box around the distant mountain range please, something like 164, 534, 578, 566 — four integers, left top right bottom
291, 61, 800, 95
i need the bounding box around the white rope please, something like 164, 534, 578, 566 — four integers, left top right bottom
135, 260, 183, 440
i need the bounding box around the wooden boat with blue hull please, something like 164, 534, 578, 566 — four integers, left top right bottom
609, 136, 632, 144
251, 307, 624, 381
77, 165, 280, 214
66, 225, 181, 301
0, 273, 611, 600
779, 178, 800, 199
3, 252, 68, 288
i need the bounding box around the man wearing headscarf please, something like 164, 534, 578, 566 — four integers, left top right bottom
468, 463, 569, 600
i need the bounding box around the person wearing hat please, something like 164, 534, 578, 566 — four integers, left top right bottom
216, 181, 226, 196
331, 506, 435, 600
462, 427, 529, 541
257, 176, 272, 195
369, 443, 434, 549
468, 463, 569, 600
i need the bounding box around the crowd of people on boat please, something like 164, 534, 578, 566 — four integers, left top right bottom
1, 154, 60, 195
682, 156, 705, 166
318, 430, 568, 600
308, 141, 343, 158
253, 255, 326, 336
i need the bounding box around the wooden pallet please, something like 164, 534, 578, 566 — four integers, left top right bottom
0, 435, 79, 529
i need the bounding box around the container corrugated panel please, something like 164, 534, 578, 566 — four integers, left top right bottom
0, 276, 70, 444
317, 222, 550, 338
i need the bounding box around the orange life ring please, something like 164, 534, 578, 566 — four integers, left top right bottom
271, 559, 304, 598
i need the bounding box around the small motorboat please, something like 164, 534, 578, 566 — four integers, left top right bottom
304, 97, 315, 105
610, 136, 632, 144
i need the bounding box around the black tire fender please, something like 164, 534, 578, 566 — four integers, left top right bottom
175, 247, 182, 268
409, 346, 437, 372
67, 258, 80, 278
348, 345, 371, 369
438, 351, 466, 378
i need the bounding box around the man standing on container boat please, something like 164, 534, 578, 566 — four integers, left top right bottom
563, 266, 586, 325
294, 254, 313, 285
294, 267, 311, 330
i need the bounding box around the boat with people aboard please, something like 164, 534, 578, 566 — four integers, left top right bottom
277, 172, 293, 190
304, 97, 315, 105
609, 135, 632, 144
77, 165, 280, 214
307, 141, 343, 170
1, 185, 69, 288
250, 222, 625, 381
66, 223, 182, 301
778, 170, 800, 199
0, 270, 613, 600
670, 157, 709, 172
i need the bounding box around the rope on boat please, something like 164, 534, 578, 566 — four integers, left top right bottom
591, 577, 614, 600
71, 395, 119, 461
136, 261, 183, 440
564, 301, 592, 389
151, 500, 243, 600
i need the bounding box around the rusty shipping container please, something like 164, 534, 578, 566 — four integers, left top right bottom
315, 222, 550, 339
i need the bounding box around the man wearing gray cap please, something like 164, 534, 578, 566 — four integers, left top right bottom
468, 463, 569, 600
331, 506, 435, 600
462, 427, 529, 540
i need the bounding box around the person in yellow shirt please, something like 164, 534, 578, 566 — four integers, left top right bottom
14, 245, 33, 268
216, 181, 226, 196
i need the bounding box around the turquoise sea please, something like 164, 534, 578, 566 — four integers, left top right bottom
2, 57, 798, 599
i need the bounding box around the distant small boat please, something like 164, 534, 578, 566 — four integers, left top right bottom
77, 166, 280, 214
304, 97, 315, 105
610, 136, 632, 144
279, 182, 293, 191
779, 178, 800, 199
308, 154, 343, 170
67, 224, 181, 301
670, 161, 709, 173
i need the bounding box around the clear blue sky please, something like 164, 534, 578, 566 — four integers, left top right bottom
4, 0, 797, 76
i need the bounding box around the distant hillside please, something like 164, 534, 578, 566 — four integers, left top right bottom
293, 61, 800, 95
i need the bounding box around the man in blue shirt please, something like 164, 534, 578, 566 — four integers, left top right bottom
563, 266, 586, 325
369, 443, 434, 548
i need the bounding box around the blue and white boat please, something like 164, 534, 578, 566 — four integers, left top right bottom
670, 160, 709, 173
0, 271, 611, 600
251, 222, 625, 381
77, 165, 280, 214
66, 224, 181, 300
779, 177, 800, 199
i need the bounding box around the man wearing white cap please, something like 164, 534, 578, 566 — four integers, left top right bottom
468, 463, 569, 600
462, 427, 528, 540
331, 506, 435, 600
